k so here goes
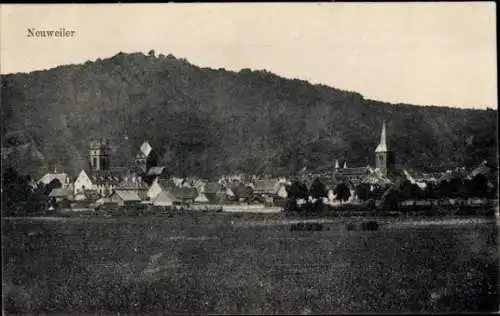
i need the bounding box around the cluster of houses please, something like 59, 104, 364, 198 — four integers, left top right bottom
38, 139, 294, 211
36, 121, 496, 211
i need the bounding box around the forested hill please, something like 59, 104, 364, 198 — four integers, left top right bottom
1, 51, 497, 179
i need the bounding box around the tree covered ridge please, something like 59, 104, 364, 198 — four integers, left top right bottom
1, 51, 497, 178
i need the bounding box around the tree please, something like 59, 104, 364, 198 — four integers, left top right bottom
284, 181, 309, 212
448, 177, 466, 199
438, 180, 451, 198
382, 188, 399, 211
368, 185, 387, 201
334, 183, 351, 202
148, 49, 155, 58
400, 180, 413, 201
422, 182, 437, 200
356, 183, 371, 201
287, 181, 309, 200
467, 174, 489, 198
2, 166, 45, 216
309, 177, 327, 200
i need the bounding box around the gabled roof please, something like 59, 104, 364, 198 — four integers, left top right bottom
114, 190, 141, 202
169, 187, 198, 200
156, 178, 176, 190
362, 170, 393, 185
230, 183, 253, 199
49, 188, 69, 197
39, 173, 68, 185
252, 180, 280, 193
172, 177, 185, 187
192, 179, 207, 191
153, 190, 178, 205
469, 161, 492, 179
86, 168, 129, 185
203, 182, 222, 194
336, 167, 371, 177
195, 192, 209, 203
146, 166, 166, 176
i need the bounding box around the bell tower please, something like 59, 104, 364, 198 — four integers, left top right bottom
375, 121, 394, 177
89, 138, 110, 171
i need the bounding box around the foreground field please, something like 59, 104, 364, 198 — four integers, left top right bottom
2, 213, 498, 314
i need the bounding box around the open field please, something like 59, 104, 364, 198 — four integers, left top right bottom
2, 213, 498, 314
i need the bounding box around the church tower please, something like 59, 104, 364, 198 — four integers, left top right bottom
89, 138, 110, 171
375, 121, 394, 177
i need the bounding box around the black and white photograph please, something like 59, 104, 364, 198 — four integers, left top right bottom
1, 3, 498, 314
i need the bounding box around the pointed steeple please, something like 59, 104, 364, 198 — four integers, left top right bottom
375, 120, 388, 153
343, 161, 347, 169
334, 159, 339, 169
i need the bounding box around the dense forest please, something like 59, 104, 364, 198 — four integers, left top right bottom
1, 51, 497, 179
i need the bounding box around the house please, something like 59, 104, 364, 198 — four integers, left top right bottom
110, 190, 142, 207
48, 188, 69, 202
38, 172, 70, 188
192, 179, 207, 193
229, 183, 254, 203
73, 139, 129, 197
194, 192, 209, 204
252, 180, 281, 196
225, 187, 235, 199
335, 167, 371, 186
198, 182, 224, 204
361, 169, 393, 186
115, 176, 149, 200
73, 168, 127, 197
147, 177, 176, 200
277, 183, 288, 199
170, 187, 198, 205
95, 197, 118, 208
152, 190, 178, 207
148, 179, 198, 206
172, 177, 185, 187
468, 160, 495, 180
82, 189, 100, 201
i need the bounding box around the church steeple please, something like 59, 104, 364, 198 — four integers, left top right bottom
375, 120, 388, 153
89, 138, 110, 171
375, 120, 393, 177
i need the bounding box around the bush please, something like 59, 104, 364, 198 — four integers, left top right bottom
290, 222, 324, 231
346, 221, 379, 231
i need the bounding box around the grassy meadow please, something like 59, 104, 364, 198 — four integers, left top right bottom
2, 212, 498, 314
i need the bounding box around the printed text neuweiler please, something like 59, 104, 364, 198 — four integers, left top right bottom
27, 28, 76, 38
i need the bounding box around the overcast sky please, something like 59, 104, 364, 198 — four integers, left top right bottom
1, 3, 497, 109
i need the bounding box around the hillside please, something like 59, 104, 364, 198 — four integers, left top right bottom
1, 51, 497, 179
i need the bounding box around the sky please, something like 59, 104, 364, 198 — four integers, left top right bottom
1, 3, 497, 109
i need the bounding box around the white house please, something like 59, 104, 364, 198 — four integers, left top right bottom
147, 178, 175, 200
39, 172, 70, 188
277, 184, 288, 199
73, 169, 125, 197
110, 190, 141, 206
152, 190, 178, 207
73, 170, 94, 195
194, 192, 209, 204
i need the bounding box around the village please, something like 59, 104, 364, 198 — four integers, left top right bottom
24, 121, 496, 215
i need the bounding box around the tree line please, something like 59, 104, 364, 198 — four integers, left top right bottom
284, 173, 496, 213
